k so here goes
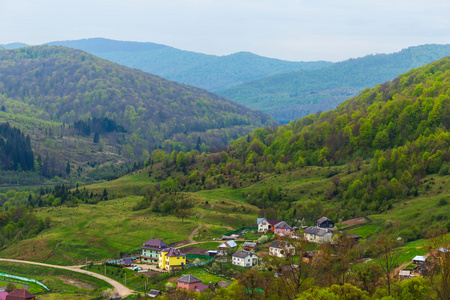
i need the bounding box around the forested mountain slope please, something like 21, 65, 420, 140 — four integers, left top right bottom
46, 38, 332, 91
218, 44, 450, 123
221, 56, 450, 218
0, 46, 276, 182
0, 46, 276, 147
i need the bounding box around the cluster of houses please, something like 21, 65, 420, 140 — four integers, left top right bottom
258, 216, 336, 244
398, 248, 449, 281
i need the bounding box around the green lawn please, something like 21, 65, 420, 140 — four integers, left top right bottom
396, 239, 429, 265
177, 266, 229, 284
346, 225, 382, 238
183, 242, 221, 250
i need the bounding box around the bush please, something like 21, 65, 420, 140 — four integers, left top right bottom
438, 197, 448, 207
258, 235, 269, 244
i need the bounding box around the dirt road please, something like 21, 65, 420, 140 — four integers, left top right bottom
0, 258, 134, 297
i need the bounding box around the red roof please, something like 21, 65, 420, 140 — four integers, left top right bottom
6, 289, 35, 300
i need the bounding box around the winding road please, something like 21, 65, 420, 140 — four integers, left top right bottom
0, 258, 134, 298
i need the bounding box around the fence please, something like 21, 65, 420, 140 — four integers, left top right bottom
186, 254, 210, 259
223, 227, 258, 236
0, 272, 50, 291
185, 256, 213, 269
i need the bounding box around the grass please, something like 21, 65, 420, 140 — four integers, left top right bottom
346, 225, 382, 238
0, 262, 111, 298
0, 196, 198, 265
176, 266, 229, 284
0, 280, 45, 294
0, 187, 260, 265
182, 242, 221, 250
396, 239, 429, 265
85, 171, 156, 195
83, 264, 155, 292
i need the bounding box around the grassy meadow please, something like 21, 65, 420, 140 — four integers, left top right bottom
0, 261, 111, 298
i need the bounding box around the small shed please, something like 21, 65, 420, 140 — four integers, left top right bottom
205, 250, 218, 257
412, 256, 427, 264
147, 290, 161, 298
243, 242, 258, 251
345, 234, 361, 244
302, 251, 316, 263
218, 240, 237, 251
399, 270, 414, 280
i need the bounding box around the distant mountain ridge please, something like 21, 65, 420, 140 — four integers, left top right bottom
45, 38, 332, 91
218, 44, 450, 123
0, 42, 29, 49
0, 46, 276, 150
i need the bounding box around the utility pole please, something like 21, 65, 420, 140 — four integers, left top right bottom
125, 272, 126, 286
104, 264, 106, 275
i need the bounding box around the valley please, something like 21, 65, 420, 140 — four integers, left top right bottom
0, 42, 449, 299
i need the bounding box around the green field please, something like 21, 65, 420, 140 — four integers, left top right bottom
0, 262, 111, 298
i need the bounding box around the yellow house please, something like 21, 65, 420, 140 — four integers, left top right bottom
159, 247, 186, 272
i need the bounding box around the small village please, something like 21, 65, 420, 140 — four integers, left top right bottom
26, 215, 440, 299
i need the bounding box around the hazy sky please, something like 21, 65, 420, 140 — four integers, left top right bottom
2, 0, 450, 62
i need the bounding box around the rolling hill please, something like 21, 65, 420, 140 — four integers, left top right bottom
45, 38, 332, 91
0, 46, 276, 181
218, 44, 450, 123
0, 42, 29, 49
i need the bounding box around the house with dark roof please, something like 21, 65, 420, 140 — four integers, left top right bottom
274, 221, 292, 236
5, 289, 35, 300
177, 274, 202, 292
345, 233, 361, 244
159, 247, 186, 272
232, 250, 258, 267
304, 227, 333, 243
269, 240, 295, 258
140, 239, 168, 263
120, 258, 134, 267
316, 217, 334, 229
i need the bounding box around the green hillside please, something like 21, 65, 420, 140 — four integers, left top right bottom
219, 44, 450, 123
0, 46, 277, 180
46, 38, 332, 91
3, 56, 449, 264
0, 56, 449, 299
0, 42, 29, 49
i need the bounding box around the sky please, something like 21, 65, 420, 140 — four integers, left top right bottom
1, 0, 450, 62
